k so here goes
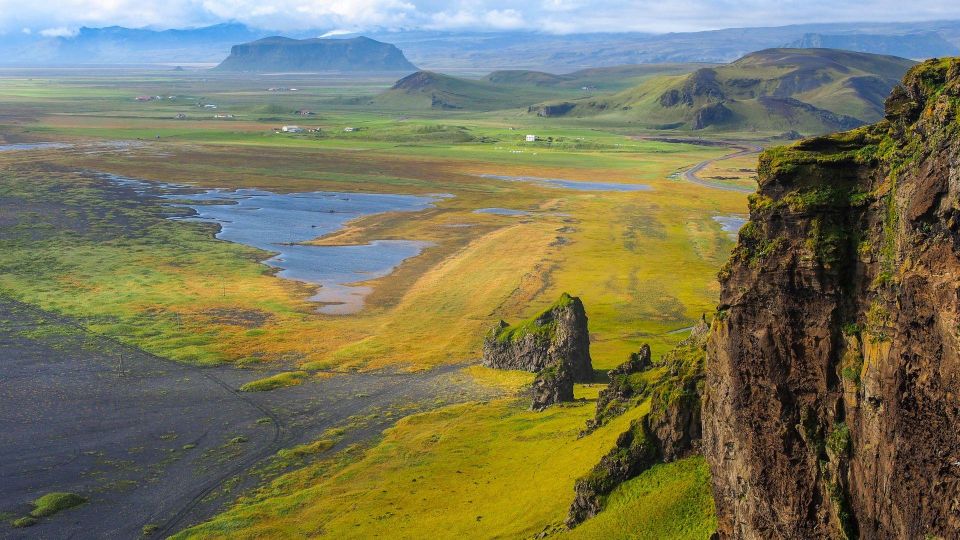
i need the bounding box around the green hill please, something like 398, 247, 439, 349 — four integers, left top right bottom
484, 64, 710, 92
373, 70, 567, 111
375, 64, 708, 112
529, 48, 916, 134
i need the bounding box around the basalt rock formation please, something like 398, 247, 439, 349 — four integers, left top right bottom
483, 293, 592, 410
568, 318, 709, 527
705, 58, 960, 539
530, 361, 574, 411
581, 345, 653, 435
483, 293, 592, 383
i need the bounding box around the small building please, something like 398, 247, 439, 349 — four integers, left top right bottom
282, 125, 304, 133
525, 134, 537, 142
297, 110, 315, 116
343, 127, 356, 132
214, 113, 235, 119
175, 113, 187, 120
203, 104, 218, 109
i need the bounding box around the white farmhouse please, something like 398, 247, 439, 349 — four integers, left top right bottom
281, 125, 304, 133
525, 134, 537, 142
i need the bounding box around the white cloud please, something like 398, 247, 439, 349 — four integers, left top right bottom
0, 0, 958, 34
39, 26, 78, 37
320, 28, 357, 37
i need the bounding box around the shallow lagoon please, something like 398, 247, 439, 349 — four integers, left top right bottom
478, 173, 652, 192
109, 176, 437, 315
0, 142, 73, 152
712, 215, 747, 240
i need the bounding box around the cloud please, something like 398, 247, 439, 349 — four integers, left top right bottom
320, 28, 356, 37
39, 26, 78, 37
0, 0, 958, 34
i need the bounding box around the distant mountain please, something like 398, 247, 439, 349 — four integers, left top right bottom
0, 23, 264, 64
372, 71, 539, 110
786, 32, 959, 59
373, 64, 710, 111
0, 20, 958, 69
214, 36, 417, 72
483, 64, 711, 91
529, 48, 916, 134
367, 21, 960, 70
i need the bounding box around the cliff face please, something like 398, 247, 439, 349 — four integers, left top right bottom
482, 293, 593, 383
705, 58, 960, 538
214, 36, 417, 72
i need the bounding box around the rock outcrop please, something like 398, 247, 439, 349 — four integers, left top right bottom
705, 58, 960, 539
568, 318, 709, 527
530, 361, 574, 411
581, 345, 653, 435
483, 293, 592, 410
483, 293, 593, 382
567, 419, 658, 527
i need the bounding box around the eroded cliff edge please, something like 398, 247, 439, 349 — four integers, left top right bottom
705, 58, 960, 538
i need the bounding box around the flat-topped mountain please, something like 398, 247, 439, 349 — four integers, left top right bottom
214, 36, 417, 72
530, 48, 916, 134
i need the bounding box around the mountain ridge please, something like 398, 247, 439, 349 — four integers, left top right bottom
214, 36, 417, 72
530, 48, 916, 133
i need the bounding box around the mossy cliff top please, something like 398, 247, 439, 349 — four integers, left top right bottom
489, 292, 580, 344
727, 57, 960, 275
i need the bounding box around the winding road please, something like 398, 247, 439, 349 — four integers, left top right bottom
681, 142, 763, 193
634, 136, 763, 193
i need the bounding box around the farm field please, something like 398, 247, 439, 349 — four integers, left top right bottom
0, 68, 752, 537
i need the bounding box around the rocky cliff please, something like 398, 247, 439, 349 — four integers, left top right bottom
214, 36, 417, 72
483, 293, 593, 382
705, 58, 960, 538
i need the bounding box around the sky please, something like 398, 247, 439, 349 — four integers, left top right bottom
2, 0, 960, 36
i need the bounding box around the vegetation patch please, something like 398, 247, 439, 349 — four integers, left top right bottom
11, 516, 38, 528
29, 492, 87, 518
491, 292, 575, 344
239, 371, 307, 392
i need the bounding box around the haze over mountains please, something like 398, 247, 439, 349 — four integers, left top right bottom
1, 20, 959, 69
214, 36, 416, 72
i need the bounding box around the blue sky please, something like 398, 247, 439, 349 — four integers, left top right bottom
2, 0, 959, 35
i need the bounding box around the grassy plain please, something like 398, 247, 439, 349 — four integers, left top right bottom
0, 73, 745, 370
0, 68, 750, 537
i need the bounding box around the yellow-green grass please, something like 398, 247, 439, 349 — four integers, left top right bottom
563, 457, 716, 539
29, 492, 87, 518
174, 390, 674, 539
239, 371, 308, 392
0, 72, 746, 372
0, 138, 743, 370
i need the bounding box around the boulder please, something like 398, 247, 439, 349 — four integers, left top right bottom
482, 293, 592, 382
